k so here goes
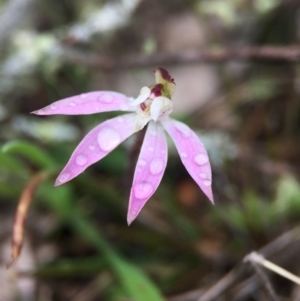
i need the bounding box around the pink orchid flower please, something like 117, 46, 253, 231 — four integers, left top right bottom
32, 68, 214, 224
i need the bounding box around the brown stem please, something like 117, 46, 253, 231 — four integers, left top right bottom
7, 171, 53, 268
62, 45, 300, 70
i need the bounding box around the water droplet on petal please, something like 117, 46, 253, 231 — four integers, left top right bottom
76, 154, 87, 166
120, 104, 129, 111
134, 182, 153, 199
150, 158, 164, 175
138, 159, 147, 166
97, 127, 121, 152
80, 93, 88, 99
58, 172, 70, 183
199, 172, 207, 179
174, 122, 190, 137
203, 179, 212, 186
148, 147, 154, 152
117, 116, 124, 123
89, 145, 95, 150
38, 109, 44, 114
50, 104, 57, 110
99, 92, 113, 103
194, 153, 208, 165
180, 152, 187, 158
69, 102, 76, 107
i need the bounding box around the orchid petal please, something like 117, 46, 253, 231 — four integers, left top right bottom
55, 113, 135, 186
31, 91, 135, 115
134, 114, 151, 132
129, 87, 151, 106
162, 118, 214, 203
150, 97, 164, 121
150, 96, 173, 121
127, 121, 167, 225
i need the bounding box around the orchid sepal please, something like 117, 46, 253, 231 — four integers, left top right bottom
127, 121, 168, 225
31, 91, 135, 116
54, 113, 136, 186
162, 118, 214, 204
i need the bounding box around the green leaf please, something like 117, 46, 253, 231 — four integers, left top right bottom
0, 152, 28, 176
74, 218, 165, 301
2, 140, 56, 169
37, 182, 74, 218
41, 191, 165, 301
0, 181, 22, 198
35, 256, 106, 278
112, 257, 165, 301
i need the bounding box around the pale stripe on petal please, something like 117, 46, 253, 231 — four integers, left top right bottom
32, 91, 135, 115
55, 113, 135, 186
162, 118, 214, 204
127, 121, 168, 225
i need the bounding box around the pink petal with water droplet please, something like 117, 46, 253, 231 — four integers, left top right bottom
31, 91, 134, 115
127, 121, 167, 225
55, 113, 135, 186
162, 118, 214, 204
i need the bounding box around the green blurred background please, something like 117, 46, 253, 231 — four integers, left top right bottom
1, 0, 300, 300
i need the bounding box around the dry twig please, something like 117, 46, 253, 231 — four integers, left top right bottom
168, 225, 300, 301
7, 171, 51, 268
62, 45, 300, 70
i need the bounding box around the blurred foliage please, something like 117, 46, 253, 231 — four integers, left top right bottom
1, 0, 300, 300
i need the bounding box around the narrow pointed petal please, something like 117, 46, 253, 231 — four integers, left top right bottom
31, 91, 135, 115
127, 121, 167, 225
162, 119, 214, 203
55, 113, 135, 186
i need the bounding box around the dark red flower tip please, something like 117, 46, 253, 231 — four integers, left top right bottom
154, 67, 175, 84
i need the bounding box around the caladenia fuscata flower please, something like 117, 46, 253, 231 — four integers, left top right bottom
32, 68, 214, 224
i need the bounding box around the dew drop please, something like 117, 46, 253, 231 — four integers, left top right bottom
38, 109, 44, 114
58, 172, 70, 183
203, 179, 212, 186
89, 145, 95, 150
69, 102, 76, 107
99, 92, 113, 103
150, 158, 164, 175
76, 154, 87, 166
97, 127, 121, 152
134, 182, 154, 199
50, 104, 57, 110
180, 152, 187, 158
199, 172, 207, 179
194, 153, 208, 165
130, 208, 137, 215
80, 93, 88, 99
148, 147, 154, 152
174, 122, 190, 137
138, 159, 147, 166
